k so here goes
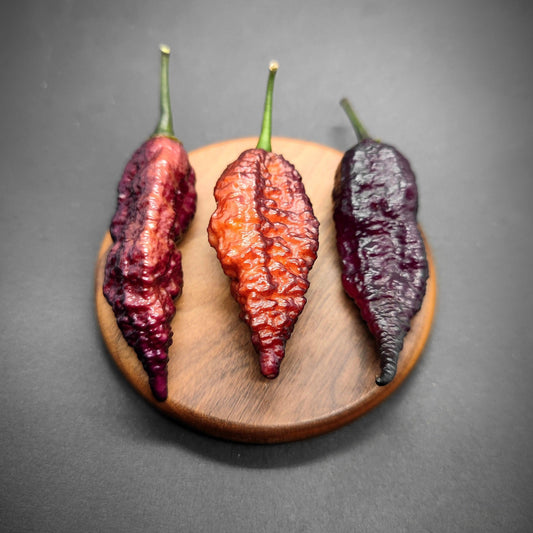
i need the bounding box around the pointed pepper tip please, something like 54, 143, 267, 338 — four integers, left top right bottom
375, 362, 397, 386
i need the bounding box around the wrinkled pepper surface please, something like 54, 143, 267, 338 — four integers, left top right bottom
103, 46, 197, 401
333, 98, 428, 385
208, 62, 319, 378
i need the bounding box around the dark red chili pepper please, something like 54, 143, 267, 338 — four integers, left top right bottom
208, 62, 319, 378
103, 45, 197, 401
333, 98, 428, 386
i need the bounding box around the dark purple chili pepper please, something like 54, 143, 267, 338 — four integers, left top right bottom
333, 98, 428, 385
103, 45, 197, 401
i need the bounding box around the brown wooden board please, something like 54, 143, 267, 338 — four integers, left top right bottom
95, 137, 437, 443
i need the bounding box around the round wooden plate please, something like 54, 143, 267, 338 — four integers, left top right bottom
95, 137, 437, 443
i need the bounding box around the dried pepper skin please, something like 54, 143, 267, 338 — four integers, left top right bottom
333, 100, 428, 385
104, 136, 196, 401
208, 148, 319, 378
103, 46, 196, 401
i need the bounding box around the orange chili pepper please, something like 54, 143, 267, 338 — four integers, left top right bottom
208, 62, 319, 378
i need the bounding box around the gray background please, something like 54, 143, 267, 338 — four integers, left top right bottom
1, 0, 532, 532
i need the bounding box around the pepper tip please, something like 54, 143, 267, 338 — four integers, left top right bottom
159, 43, 171, 55
375, 362, 397, 386
149, 372, 169, 402
269, 60, 279, 73
259, 349, 282, 379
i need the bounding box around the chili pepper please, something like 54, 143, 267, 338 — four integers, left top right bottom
208, 62, 319, 379
333, 98, 428, 386
103, 45, 197, 401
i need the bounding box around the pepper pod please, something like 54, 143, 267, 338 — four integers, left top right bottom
103, 45, 197, 401
208, 62, 319, 379
333, 98, 428, 385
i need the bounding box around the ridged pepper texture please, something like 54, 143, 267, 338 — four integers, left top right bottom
208, 62, 319, 378
103, 46, 197, 401
333, 99, 428, 386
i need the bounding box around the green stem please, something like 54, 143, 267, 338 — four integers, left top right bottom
340, 98, 371, 142
256, 61, 279, 152
153, 44, 177, 140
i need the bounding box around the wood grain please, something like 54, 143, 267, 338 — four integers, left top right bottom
95, 137, 437, 443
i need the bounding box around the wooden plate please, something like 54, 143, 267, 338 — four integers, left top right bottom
95, 137, 437, 443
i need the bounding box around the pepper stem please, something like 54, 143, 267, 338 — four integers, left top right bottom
256, 61, 279, 152
340, 98, 371, 142
153, 44, 177, 140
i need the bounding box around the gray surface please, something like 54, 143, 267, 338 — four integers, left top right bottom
1, 1, 532, 532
